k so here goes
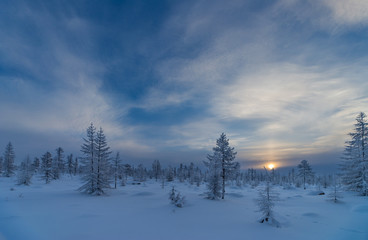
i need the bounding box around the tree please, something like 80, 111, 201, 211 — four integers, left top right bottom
17, 155, 33, 185
152, 159, 161, 181
53, 147, 65, 179
94, 127, 112, 195
79, 124, 111, 195
112, 152, 122, 189
341, 112, 368, 196
204, 151, 222, 200
73, 157, 79, 175
169, 186, 185, 208
297, 160, 314, 189
3, 142, 15, 177
256, 167, 279, 226
41, 152, 53, 183
32, 157, 40, 173
207, 133, 237, 199
67, 154, 74, 176
79, 123, 97, 194
328, 175, 343, 203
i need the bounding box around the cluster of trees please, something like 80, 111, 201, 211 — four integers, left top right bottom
1, 112, 366, 200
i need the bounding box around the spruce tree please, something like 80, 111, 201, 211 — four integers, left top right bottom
95, 127, 111, 195
3, 142, 15, 177
67, 154, 73, 176
41, 152, 53, 183
79, 123, 97, 194
204, 151, 222, 200
206, 133, 237, 199
17, 155, 33, 185
152, 159, 161, 181
112, 152, 122, 189
79, 124, 111, 195
53, 147, 65, 179
341, 112, 368, 196
297, 160, 314, 189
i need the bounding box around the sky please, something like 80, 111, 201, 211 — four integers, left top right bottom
1, 0, 368, 171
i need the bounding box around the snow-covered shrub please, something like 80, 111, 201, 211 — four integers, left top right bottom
256, 182, 279, 227
169, 186, 185, 208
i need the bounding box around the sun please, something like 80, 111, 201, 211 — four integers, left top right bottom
268, 164, 275, 169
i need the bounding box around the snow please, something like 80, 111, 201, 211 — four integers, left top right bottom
0, 177, 367, 240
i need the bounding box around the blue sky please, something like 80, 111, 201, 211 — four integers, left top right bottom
1, 0, 368, 170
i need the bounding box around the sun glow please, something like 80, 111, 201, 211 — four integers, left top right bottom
268, 164, 275, 169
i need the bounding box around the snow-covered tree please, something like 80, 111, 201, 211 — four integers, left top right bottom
166, 165, 174, 182
204, 151, 222, 200
134, 164, 147, 182
17, 155, 33, 185
79, 124, 111, 195
169, 186, 185, 208
341, 112, 368, 196
41, 152, 53, 184
206, 133, 237, 199
73, 157, 79, 175
67, 154, 73, 176
32, 157, 40, 173
256, 181, 279, 226
79, 123, 98, 194
94, 127, 112, 195
112, 152, 122, 189
3, 142, 15, 177
256, 168, 279, 226
297, 160, 314, 189
328, 175, 343, 203
152, 159, 161, 181
53, 147, 65, 179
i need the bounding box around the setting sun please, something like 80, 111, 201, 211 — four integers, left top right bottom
268, 164, 275, 169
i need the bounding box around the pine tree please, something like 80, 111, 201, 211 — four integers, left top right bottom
53, 147, 65, 179
3, 142, 15, 177
79, 124, 111, 195
79, 123, 97, 194
17, 155, 33, 185
169, 186, 185, 208
67, 154, 73, 176
256, 167, 279, 226
206, 133, 237, 199
341, 112, 368, 196
112, 152, 122, 189
204, 152, 222, 200
32, 157, 40, 173
328, 175, 343, 203
152, 159, 161, 181
41, 152, 53, 183
94, 127, 112, 195
297, 160, 314, 189
256, 181, 279, 226
73, 157, 79, 175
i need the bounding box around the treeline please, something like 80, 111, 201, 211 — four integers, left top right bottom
0, 111, 367, 198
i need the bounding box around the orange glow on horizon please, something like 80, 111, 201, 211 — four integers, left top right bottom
267, 163, 275, 169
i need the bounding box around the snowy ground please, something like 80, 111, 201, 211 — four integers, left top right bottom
0, 177, 367, 240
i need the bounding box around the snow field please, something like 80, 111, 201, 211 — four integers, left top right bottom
0, 177, 367, 240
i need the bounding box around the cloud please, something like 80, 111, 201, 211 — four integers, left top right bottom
149, 0, 368, 167
323, 0, 368, 25
0, 2, 152, 157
